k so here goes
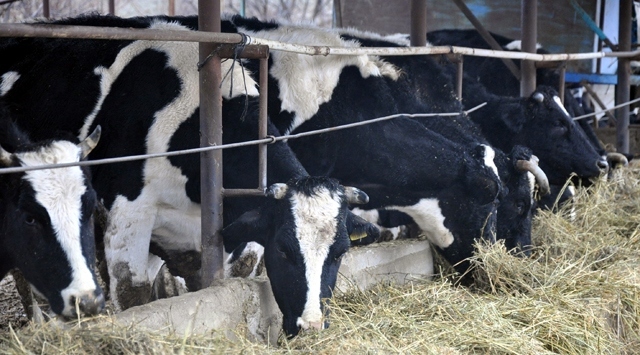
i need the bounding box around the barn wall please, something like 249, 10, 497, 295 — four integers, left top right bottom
337, 0, 598, 72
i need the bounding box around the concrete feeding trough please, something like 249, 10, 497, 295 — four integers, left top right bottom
115, 239, 434, 343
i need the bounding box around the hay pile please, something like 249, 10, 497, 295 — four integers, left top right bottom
3, 169, 640, 354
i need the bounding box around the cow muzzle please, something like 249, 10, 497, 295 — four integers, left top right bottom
67, 290, 106, 317
597, 158, 609, 174
297, 317, 324, 331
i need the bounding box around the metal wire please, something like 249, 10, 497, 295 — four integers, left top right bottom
572, 97, 640, 121
0, 103, 487, 175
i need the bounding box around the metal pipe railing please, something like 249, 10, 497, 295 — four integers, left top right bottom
2, 23, 640, 61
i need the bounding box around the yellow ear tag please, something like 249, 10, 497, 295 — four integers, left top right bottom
349, 232, 367, 241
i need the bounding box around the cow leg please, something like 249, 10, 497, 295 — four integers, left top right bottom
11, 269, 33, 320
104, 195, 158, 311
350, 208, 411, 242
94, 200, 110, 297
150, 205, 203, 291
224, 242, 265, 278
11, 269, 50, 323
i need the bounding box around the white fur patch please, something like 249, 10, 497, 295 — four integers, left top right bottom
79, 20, 258, 141
290, 187, 342, 329
350, 207, 380, 224
0, 71, 20, 96
481, 144, 499, 178
235, 23, 400, 134
553, 96, 571, 118
504, 40, 542, 51
17, 141, 97, 317
387, 198, 454, 248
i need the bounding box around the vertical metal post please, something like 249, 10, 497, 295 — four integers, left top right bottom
616, 0, 632, 153
42, 0, 50, 18
199, 0, 224, 287
456, 57, 464, 100
109, 0, 115, 15
410, 0, 427, 46
520, 0, 537, 97
258, 55, 269, 190
169, 0, 175, 16
558, 63, 566, 104
333, 0, 343, 27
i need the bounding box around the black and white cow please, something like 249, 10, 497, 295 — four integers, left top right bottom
426, 29, 615, 183
0, 14, 379, 337
222, 176, 372, 335
224, 17, 503, 275
0, 107, 105, 318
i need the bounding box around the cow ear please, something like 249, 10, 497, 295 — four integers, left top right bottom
266, 183, 288, 199
346, 212, 380, 246
0, 145, 13, 167
344, 186, 369, 204
221, 208, 270, 251
78, 125, 101, 160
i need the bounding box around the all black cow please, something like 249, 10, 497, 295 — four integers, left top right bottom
0, 14, 379, 337
426, 29, 615, 183
332, 30, 548, 257
0, 106, 105, 318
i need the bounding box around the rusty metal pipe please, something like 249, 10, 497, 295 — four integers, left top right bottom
199, 0, 224, 287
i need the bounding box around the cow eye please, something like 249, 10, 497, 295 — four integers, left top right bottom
278, 249, 288, 260
516, 202, 525, 215
24, 214, 37, 226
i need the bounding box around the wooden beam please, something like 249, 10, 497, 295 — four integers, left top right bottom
451, 0, 521, 81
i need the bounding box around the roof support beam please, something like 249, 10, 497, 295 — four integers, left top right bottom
451, 0, 521, 81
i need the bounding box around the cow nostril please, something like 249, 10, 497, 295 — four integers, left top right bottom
78, 293, 106, 316
597, 159, 609, 172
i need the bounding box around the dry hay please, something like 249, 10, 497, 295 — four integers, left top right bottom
3, 169, 640, 354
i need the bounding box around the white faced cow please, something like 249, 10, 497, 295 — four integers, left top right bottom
0, 112, 104, 318
222, 177, 372, 336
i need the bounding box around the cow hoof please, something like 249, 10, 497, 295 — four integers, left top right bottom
115, 281, 152, 311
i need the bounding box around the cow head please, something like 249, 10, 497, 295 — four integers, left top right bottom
494, 146, 549, 256
0, 120, 104, 318
488, 86, 605, 185
221, 176, 373, 337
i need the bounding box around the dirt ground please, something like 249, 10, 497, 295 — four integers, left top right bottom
0, 275, 28, 331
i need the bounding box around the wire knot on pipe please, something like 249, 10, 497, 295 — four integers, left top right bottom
197, 44, 223, 71
265, 135, 277, 144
